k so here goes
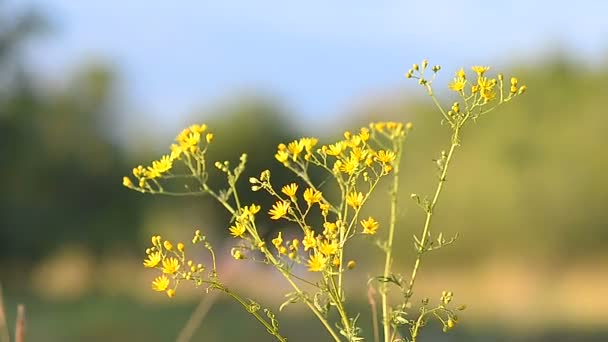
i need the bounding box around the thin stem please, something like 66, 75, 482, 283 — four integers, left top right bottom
214, 284, 287, 342
381, 139, 403, 342
404, 134, 459, 305
264, 252, 343, 342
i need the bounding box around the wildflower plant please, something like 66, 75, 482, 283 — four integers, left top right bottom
123, 61, 526, 342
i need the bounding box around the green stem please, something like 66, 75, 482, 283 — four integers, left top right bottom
214, 284, 288, 342
381, 140, 403, 342
404, 135, 459, 307
265, 252, 343, 342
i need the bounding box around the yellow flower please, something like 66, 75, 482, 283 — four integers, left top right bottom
319, 202, 330, 216
307, 253, 327, 272
229, 223, 247, 238
300, 137, 318, 153
361, 217, 379, 235
275, 150, 289, 163
332, 256, 340, 267
152, 275, 170, 292
176, 127, 192, 143
291, 239, 300, 250
448, 77, 466, 92
281, 183, 299, 198
359, 127, 370, 141
163, 240, 173, 251
323, 222, 337, 236
471, 65, 490, 76
152, 155, 173, 174
448, 68, 467, 91
189, 124, 207, 134
166, 289, 176, 298
303, 188, 322, 206
169, 144, 184, 160
247, 204, 261, 214
122, 176, 133, 188
133, 165, 147, 178
269, 201, 290, 220
339, 154, 359, 175
146, 166, 162, 179
162, 257, 180, 274
177, 243, 185, 252
318, 240, 338, 256
303, 229, 316, 251
287, 140, 304, 159
182, 132, 201, 148
346, 192, 364, 209
206, 133, 214, 143
456, 68, 466, 79
272, 232, 283, 250
143, 251, 162, 268
151, 235, 162, 246
326, 141, 345, 156
375, 150, 396, 163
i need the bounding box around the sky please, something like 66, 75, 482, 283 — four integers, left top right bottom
19, 0, 608, 132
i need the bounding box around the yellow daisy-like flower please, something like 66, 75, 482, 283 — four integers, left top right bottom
182, 131, 201, 147
318, 240, 338, 256
449, 77, 466, 92
303, 229, 316, 251
229, 223, 247, 238
272, 232, 283, 250
361, 217, 380, 235
146, 166, 162, 179
300, 137, 318, 153
162, 257, 180, 274
471, 65, 490, 77
346, 192, 364, 209
176, 127, 192, 143
303, 188, 322, 206
269, 201, 290, 220
375, 150, 396, 164
339, 154, 359, 175
326, 141, 345, 156
143, 251, 162, 268
307, 253, 327, 272
287, 140, 305, 159
169, 144, 184, 160
281, 183, 299, 198
448, 68, 467, 92
152, 155, 173, 174
152, 275, 170, 292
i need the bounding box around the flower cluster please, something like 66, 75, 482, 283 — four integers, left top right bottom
241, 122, 409, 274
122, 124, 214, 192
406, 61, 526, 128
143, 233, 207, 298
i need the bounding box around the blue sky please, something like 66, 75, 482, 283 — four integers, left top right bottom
21, 0, 608, 132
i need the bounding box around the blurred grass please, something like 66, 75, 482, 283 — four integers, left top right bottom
1, 294, 607, 342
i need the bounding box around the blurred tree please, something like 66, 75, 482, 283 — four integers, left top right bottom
0, 5, 143, 262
